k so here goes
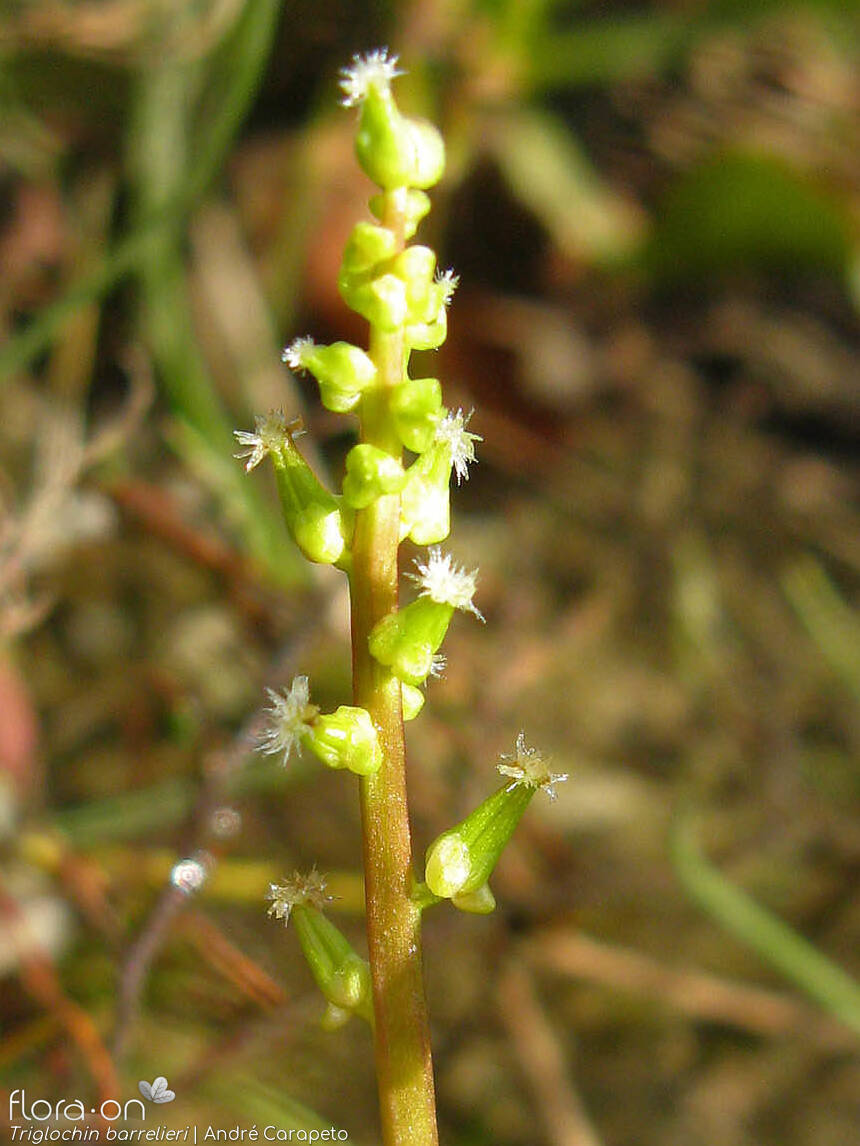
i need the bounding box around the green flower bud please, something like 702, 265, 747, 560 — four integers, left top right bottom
284, 338, 376, 413
401, 683, 425, 722
341, 222, 398, 275
342, 444, 406, 509
292, 903, 373, 1025
267, 432, 350, 565
305, 706, 382, 776
390, 377, 443, 453
370, 188, 431, 239
340, 272, 408, 331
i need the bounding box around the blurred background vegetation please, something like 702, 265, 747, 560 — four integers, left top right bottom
0, 1, 858, 1143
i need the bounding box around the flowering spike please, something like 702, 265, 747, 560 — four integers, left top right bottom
233, 411, 304, 473
339, 49, 403, 108
257, 676, 319, 766
409, 547, 483, 620
497, 731, 568, 802
266, 868, 331, 926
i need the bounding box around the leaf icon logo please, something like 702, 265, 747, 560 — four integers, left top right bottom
138, 1077, 176, 1104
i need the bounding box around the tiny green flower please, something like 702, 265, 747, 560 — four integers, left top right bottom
409, 546, 484, 620
497, 731, 569, 802
339, 48, 403, 110
233, 410, 304, 472
258, 676, 319, 766
266, 867, 331, 925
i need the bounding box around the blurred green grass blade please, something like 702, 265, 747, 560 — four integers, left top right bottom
528, 12, 692, 88
782, 557, 860, 701
211, 1075, 356, 1139
489, 108, 644, 264
646, 152, 851, 284
672, 815, 860, 1038
0, 0, 284, 383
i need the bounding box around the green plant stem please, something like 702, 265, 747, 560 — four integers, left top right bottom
350, 190, 439, 1146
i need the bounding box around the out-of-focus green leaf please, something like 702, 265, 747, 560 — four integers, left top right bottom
488, 108, 644, 264
646, 151, 852, 284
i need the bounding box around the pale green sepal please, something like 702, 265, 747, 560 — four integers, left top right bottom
370, 189, 431, 239
340, 272, 408, 331
305, 706, 382, 775
299, 341, 377, 413
451, 883, 496, 914
368, 597, 454, 686
405, 305, 447, 351
390, 377, 443, 453
270, 437, 350, 565
401, 682, 425, 722
342, 444, 406, 509
292, 905, 373, 1026
424, 782, 534, 898
341, 221, 397, 274
390, 246, 437, 323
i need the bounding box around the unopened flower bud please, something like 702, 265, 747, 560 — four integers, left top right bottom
284, 338, 377, 413
342, 444, 406, 509
305, 706, 382, 776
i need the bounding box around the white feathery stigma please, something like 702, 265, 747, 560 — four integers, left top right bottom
282, 335, 316, 372
497, 732, 568, 801
257, 675, 319, 765
409, 547, 484, 620
435, 407, 481, 483
429, 652, 447, 679
339, 48, 403, 108
266, 869, 331, 926
435, 268, 459, 306
233, 411, 304, 472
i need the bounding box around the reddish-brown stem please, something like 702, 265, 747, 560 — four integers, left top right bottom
349, 189, 439, 1146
